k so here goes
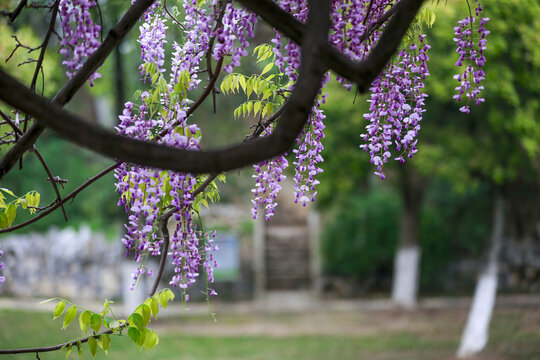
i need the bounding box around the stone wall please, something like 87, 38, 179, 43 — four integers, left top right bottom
0, 226, 122, 300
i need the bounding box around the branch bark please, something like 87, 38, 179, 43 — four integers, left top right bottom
0, 0, 422, 175
0, 0, 157, 180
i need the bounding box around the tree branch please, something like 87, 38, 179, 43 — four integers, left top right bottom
0, 330, 114, 355
0, 0, 421, 175
31, 148, 68, 222
0, 0, 157, 180
238, 0, 425, 91
0, 162, 120, 234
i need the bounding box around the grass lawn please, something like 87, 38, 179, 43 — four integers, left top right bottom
1, 305, 539, 360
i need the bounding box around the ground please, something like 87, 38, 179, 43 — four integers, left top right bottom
0, 295, 539, 359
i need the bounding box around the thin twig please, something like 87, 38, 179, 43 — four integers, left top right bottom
25, 0, 60, 135
0, 162, 120, 234
163, 0, 186, 30
0, 110, 23, 136
7, 0, 28, 23
31, 147, 68, 222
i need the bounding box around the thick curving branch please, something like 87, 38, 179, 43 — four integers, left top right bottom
0, 0, 330, 175
0, 0, 157, 180
238, 0, 425, 91
0, 0, 422, 176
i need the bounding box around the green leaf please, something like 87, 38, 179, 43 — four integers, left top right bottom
238, 76, 246, 92
136, 328, 147, 349
130, 313, 145, 331
261, 62, 274, 76
143, 329, 159, 349
88, 336, 97, 358
97, 334, 111, 354
19, 198, 27, 209
25, 193, 34, 210
79, 310, 92, 334
127, 327, 139, 344
141, 304, 151, 326
165, 289, 175, 301
150, 298, 159, 318
254, 101, 261, 117
107, 320, 121, 330
100, 315, 113, 329
158, 292, 169, 309
54, 300, 66, 320
262, 102, 273, 118
63, 306, 77, 329
5, 203, 16, 226
77, 342, 82, 358
246, 78, 254, 98
90, 314, 102, 333
65, 344, 72, 359
1, 188, 15, 197
39, 298, 57, 304
0, 211, 8, 229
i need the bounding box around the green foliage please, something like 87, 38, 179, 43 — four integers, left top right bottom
422, 0, 540, 185
0, 188, 40, 229
322, 187, 401, 282
220, 44, 293, 121
321, 180, 492, 293
43, 289, 175, 357
1, 136, 123, 235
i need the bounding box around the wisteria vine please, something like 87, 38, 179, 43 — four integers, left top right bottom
2, 0, 489, 295
452, 0, 489, 113
58, 0, 102, 85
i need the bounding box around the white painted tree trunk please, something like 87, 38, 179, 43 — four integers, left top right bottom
391, 246, 420, 309
457, 196, 505, 358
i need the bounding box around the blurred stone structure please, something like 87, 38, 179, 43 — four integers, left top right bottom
0, 226, 122, 300
254, 182, 321, 299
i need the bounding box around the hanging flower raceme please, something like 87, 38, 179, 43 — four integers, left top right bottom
58, 0, 101, 85
169, 1, 211, 90
138, 11, 168, 78
329, 0, 388, 89
213, 2, 257, 73
114, 96, 218, 291
453, 0, 489, 113
272, 0, 308, 80
114, 0, 226, 294
293, 100, 326, 206
361, 34, 431, 179
251, 127, 289, 221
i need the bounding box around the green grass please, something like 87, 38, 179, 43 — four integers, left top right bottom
1, 307, 539, 360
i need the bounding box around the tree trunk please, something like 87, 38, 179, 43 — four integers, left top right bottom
391, 167, 425, 309
457, 195, 505, 358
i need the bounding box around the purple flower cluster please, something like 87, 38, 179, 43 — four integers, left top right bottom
114, 94, 218, 291
271, 0, 308, 80
360, 35, 430, 178
213, 2, 257, 73
293, 101, 326, 206
251, 128, 289, 220
58, 0, 101, 85
453, 1, 489, 113
251, 0, 329, 216
170, 1, 211, 89
0, 249, 4, 284
328, 0, 387, 89
138, 11, 168, 77
114, 1, 237, 294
